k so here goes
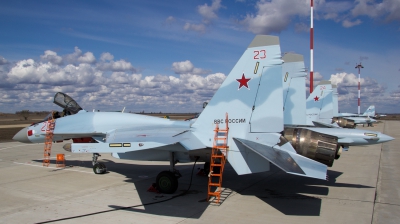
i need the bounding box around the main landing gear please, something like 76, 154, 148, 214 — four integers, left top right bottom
92, 153, 107, 174
155, 152, 181, 194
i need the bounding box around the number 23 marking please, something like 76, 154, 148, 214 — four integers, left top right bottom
254, 50, 266, 59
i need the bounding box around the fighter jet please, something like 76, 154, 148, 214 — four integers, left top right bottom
331, 86, 377, 128
338, 105, 375, 117
14, 35, 333, 194
281, 53, 393, 154
340, 104, 386, 119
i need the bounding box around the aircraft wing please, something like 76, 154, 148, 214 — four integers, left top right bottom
338, 135, 379, 145
337, 138, 354, 144
105, 126, 190, 143
233, 138, 327, 180
70, 127, 190, 153
312, 121, 340, 128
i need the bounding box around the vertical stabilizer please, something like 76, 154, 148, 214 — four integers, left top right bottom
193, 35, 283, 143
282, 53, 307, 125
192, 35, 284, 175
306, 81, 334, 125
363, 105, 375, 117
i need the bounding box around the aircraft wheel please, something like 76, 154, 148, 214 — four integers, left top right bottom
93, 162, 107, 174
156, 171, 178, 194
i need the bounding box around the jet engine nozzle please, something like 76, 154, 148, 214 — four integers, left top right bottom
63, 143, 71, 152
283, 128, 340, 167
332, 117, 356, 128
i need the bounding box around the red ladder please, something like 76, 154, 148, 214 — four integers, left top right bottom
43, 115, 55, 167
207, 113, 229, 204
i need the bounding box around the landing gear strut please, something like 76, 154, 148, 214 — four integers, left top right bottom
156, 152, 181, 194
92, 153, 107, 174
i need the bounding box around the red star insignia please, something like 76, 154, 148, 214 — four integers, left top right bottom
314, 96, 319, 101
236, 74, 251, 89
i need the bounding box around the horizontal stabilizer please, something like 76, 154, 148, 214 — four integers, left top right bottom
233, 138, 327, 180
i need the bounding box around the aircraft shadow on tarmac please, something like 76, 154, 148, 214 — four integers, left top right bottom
34, 158, 374, 218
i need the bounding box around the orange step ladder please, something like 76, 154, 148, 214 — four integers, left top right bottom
43, 114, 55, 167
207, 113, 229, 204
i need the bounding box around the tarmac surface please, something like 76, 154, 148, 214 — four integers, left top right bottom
0, 121, 399, 223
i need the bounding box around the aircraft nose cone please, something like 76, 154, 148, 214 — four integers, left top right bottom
379, 133, 394, 143
12, 127, 31, 143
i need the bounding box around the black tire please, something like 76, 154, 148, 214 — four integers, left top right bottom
93, 162, 107, 174
156, 171, 178, 194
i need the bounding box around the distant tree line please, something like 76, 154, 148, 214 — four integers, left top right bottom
15, 110, 50, 120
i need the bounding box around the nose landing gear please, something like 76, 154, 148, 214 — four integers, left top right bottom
92, 153, 107, 174
155, 152, 181, 194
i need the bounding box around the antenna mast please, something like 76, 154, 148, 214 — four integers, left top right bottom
310, 0, 314, 93
355, 63, 364, 115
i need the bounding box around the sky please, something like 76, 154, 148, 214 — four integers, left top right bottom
0, 0, 399, 114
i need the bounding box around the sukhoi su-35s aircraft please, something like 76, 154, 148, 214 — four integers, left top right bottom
14, 35, 332, 194
331, 87, 377, 128
338, 105, 375, 117
281, 53, 393, 153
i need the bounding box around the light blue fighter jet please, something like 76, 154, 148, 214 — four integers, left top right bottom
331, 86, 377, 128
281, 53, 393, 155
14, 35, 332, 194
338, 105, 375, 117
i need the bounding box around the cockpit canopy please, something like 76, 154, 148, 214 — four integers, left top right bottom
53, 92, 83, 115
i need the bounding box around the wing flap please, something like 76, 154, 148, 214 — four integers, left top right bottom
233, 137, 327, 180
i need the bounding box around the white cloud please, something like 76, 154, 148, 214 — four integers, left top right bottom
41, 50, 63, 65
352, 0, 400, 22
306, 72, 324, 89
237, 0, 399, 33
97, 59, 136, 72
240, 0, 309, 34
78, 52, 96, 64
100, 52, 114, 61
329, 72, 393, 112
64, 47, 82, 64
171, 60, 208, 75
183, 22, 206, 33
198, 0, 222, 24
0, 56, 9, 65
152, 74, 170, 82
0, 48, 226, 113
183, 0, 222, 33
97, 52, 135, 72
294, 22, 309, 33
172, 60, 194, 74
329, 72, 376, 87
165, 16, 176, 24
342, 19, 362, 28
